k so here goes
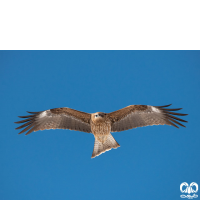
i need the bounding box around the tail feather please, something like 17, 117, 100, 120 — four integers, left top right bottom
91, 133, 120, 158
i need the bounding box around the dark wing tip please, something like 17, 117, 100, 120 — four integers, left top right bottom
156, 104, 172, 108
27, 111, 40, 114
15, 111, 40, 135
156, 104, 188, 128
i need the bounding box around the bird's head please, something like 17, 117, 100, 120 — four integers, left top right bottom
92, 112, 106, 123
94, 112, 105, 118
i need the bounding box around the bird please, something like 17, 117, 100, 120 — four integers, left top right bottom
15, 104, 188, 158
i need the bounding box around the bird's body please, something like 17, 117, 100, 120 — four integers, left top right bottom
91, 112, 111, 143
15, 104, 188, 158
90, 112, 120, 157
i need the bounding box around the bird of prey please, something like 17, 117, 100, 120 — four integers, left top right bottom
15, 104, 188, 158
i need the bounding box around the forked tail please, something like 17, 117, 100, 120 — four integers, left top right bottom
91, 133, 120, 158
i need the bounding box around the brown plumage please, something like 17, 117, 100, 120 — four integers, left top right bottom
15, 104, 188, 158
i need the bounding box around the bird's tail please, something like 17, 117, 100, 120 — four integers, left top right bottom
91, 133, 120, 158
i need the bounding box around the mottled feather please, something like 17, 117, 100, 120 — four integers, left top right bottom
15, 108, 91, 135
109, 104, 188, 132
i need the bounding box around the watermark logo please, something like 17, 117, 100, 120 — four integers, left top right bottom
180, 182, 198, 199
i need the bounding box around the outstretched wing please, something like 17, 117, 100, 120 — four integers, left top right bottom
15, 107, 91, 135
108, 104, 188, 132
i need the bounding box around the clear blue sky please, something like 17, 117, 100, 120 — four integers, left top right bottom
1, 51, 199, 200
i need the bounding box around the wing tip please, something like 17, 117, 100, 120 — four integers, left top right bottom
158, 104, 188, 128
157, 104, 172, 108
15, 112, 39, 135
27, 111, 40, 114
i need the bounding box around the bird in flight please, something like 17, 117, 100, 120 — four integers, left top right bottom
15, 104, 188, 158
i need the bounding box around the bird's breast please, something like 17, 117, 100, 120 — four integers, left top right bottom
91, 121, 111, 143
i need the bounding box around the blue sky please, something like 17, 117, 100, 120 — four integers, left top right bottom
0, 51, 199, 200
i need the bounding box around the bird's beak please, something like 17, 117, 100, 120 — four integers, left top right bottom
99, 113, 104, 117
